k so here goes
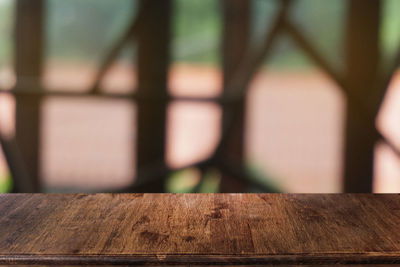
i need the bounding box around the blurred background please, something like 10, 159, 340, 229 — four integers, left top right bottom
0, 0, 400, 193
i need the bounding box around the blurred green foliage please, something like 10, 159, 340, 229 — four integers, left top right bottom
47, 0, 135, 63
381, 0, 400, 62
0, 173, 12, 193
172, 0, 221, 63
166, 168, 221, 193
0, 0, 12, 67
0, 0, 399, 67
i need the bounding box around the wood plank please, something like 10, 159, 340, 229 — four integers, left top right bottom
0, 194, 399, 265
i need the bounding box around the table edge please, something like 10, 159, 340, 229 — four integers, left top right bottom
1, 253, 400, 265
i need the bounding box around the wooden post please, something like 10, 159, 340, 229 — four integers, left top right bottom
135, 0, 171, 192
344, 0, 380, 192
14, 0, 44, 192
220, 0, 250, 192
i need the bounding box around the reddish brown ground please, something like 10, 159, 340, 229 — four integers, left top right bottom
0, 63, 399, 192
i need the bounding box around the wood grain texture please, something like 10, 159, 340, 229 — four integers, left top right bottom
0, 194, 399, 265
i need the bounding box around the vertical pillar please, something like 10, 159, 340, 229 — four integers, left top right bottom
14, 0, 45, 192
135, 0, 171, 192
344, 0, 380, 192
220, 0, 250, 192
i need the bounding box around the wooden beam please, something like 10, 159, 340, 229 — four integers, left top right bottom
343, 0, 380, 192
14, 0, 45, 192
134, 0, 171, 192
219, 0, 250, 192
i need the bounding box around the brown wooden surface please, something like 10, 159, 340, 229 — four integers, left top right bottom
0, 194, 399, 265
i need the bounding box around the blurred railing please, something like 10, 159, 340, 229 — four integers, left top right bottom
0, 0, 399, 193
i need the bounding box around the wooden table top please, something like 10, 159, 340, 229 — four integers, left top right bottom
0, 194, 399, 265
